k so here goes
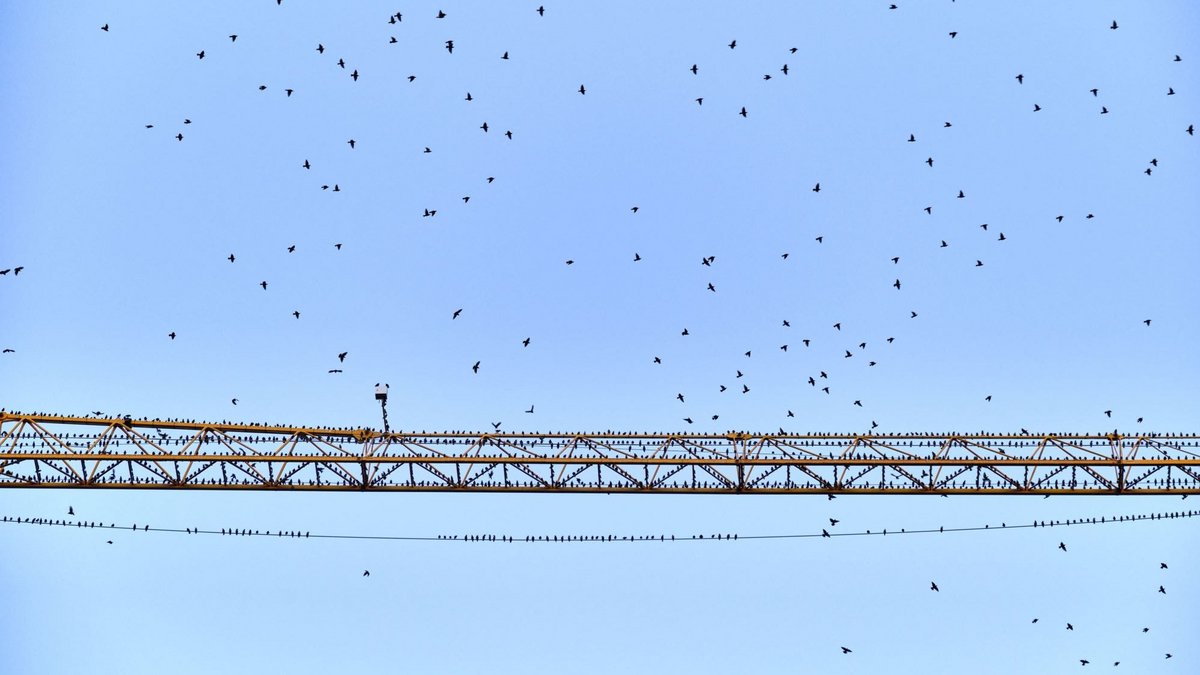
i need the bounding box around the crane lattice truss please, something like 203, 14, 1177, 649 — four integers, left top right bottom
1, 412, 1198, 495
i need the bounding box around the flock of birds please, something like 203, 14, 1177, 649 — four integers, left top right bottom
3, 5, 1189, 439
2, 5, 1195, 670
3, 502, 1190, 666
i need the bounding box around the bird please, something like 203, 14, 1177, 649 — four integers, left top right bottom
1, 348, 13, 353
1188, 124, 1194, 136
630, 206, 639, 213
287, 245, 296, 253
1158, 585, 1166, 594
258, 85, 267, 91
465, 92, 473, 101
196, 50, 205, 59
681, 328, 689, 336
728, 40, 736, 49
1101, 106, 1109, 114
1104, 410, 1112, 418
707, 283, 716, 292
338, 352, 348, 362
565, 259, 574, 265
501, 52, 509, 60
292, 310, 300, 319
578, 85, 586, 95
445, 40, 454, 54
328, 369, 342, 374
926, 157, 934, 167
1059, 542, 1068, 551
1110, 20, 1118, 29
975, 260, 983, 267
822, 529, 831, 538
634, 253, 642, 261
1080, 660, 1089, 666
853, 400, 862, 407
472, 361, 480, 373
481, 122, 489, 132
691, 64, 698, 74
683, 417, 693, 425
350, 69, 359, 81
840, 647, 851, 654
893, 279, 901, 290
833, 323, 841, 331
957, 190, 965, 198
1067, 622, 1074, 630
101, 24, 109, 31
677, 393, 685, 403
812, 183, 820, 193
891, 257, 899, 264
940, 240, 948, 248
363, 570, 370, 577
68, 506, 74, 515
1090, 88, 1099, 96
1160, 562, 1168, 569
695, 98, 703, 105
537, 6, 544, 16
948, 31, 957, 38
525, 405, 534, 414
930, 581, 939, 591
316, 44, 325, 54
653, 357, 661, 364
908, 134, 916, 142
176, 133, 183, 141
780, 64, 789, 75
436, 10, 446, 18
229, 34, 237, 42
1016, 74, 1024, 84
1168, 87, 1175, 95
302, 160, 310, 169
491, 422, 501, 430
260, 281, 268, 290
452, 308, 463, 320
347, 139, 356, 148
168, 332, 176, 340
231, 399, 238, 405
739, 107, 747, 117
522, 337, 531, 347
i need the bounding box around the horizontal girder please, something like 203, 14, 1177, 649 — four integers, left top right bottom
1, 411, 1198, 495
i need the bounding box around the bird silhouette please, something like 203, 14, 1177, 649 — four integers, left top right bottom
930, 581, 939, 591
728, 40, 736, 49
453, 308, 462, 319
1110, 20, 1118, 29
472, 361, 480, 373
739, 107, 747, 117
840, 647, 851, 654
525, 405, 534, 414
363, 570, 370, 577
338, 352, 348, 362
578, 85, 586, 95
522, 337, 531, 347
260, 281, 268, 290
537, 6, 544, 16
168, 332, 176, 340
1059, 542, 1067, 551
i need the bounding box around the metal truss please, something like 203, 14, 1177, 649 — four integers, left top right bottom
1, 412, 1198, 495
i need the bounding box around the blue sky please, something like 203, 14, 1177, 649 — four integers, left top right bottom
1, 2, 1197, 673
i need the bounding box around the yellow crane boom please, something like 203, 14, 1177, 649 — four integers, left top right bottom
1, 411, 1197, 494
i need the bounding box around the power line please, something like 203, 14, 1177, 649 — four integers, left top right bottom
3, 508, 1196, 544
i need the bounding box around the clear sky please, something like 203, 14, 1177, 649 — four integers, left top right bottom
1, 2, 1197, 673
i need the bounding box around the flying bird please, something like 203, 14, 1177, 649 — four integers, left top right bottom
930, 582, 939, 592
338, 352, 348, 362
739, 107, 747, 117
472, 361, 480, 373
579, 85, 586, 95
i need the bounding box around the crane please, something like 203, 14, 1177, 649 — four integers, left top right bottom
1, 411, 1197, 494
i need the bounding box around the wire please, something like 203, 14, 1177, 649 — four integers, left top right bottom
2, 509, 1196, 544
